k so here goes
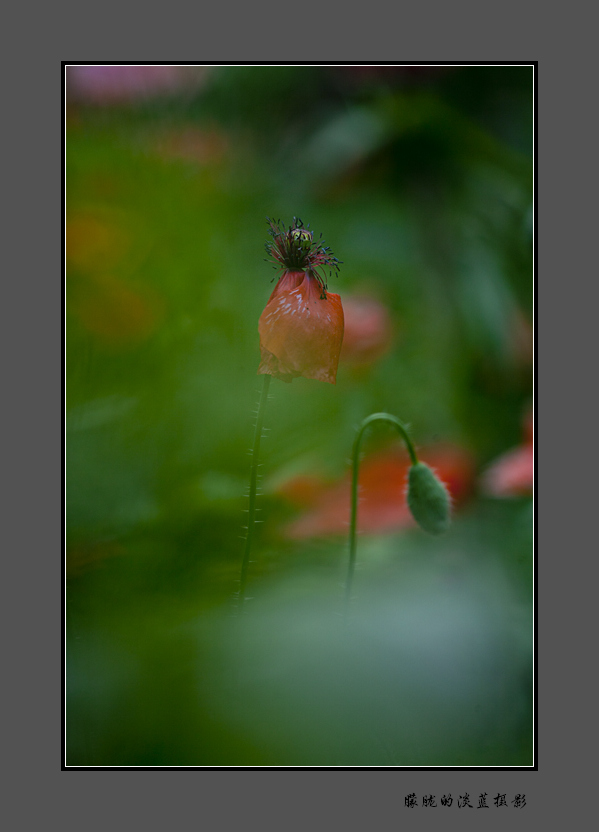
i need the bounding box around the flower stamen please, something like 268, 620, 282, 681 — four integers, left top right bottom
264, 217, 342, 293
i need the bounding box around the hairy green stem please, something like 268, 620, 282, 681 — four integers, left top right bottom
238, 374, 271, 608
345, 413, 418, 611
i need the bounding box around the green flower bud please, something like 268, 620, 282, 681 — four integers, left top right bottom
291, 228, 313, 244
407, 462, 451, 535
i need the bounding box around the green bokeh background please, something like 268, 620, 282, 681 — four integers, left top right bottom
66, 65, 534, 766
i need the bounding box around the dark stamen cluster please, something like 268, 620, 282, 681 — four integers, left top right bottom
264, 217, 342, 292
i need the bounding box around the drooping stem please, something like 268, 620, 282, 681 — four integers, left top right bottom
238, 374, 271, 608
345, 413, 418, 611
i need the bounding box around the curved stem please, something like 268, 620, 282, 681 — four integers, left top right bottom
238, 374, 271, 608
345, 413, 418, 611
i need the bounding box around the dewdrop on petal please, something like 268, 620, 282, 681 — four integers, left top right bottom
407, 462, 451, 535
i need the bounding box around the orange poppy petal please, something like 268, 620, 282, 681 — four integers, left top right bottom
258, 271, 344, 384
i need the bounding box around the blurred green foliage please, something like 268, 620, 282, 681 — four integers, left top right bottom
66, 65, 533, 766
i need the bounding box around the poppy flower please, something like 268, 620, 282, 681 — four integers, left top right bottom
481, 407, 534, 497
278, 444, 474, 539
258, 218, 344, 384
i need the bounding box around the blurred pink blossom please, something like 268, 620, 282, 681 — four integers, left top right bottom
481, 407, 534, 497
67, 65, 209, 105
339, 295, 395, 367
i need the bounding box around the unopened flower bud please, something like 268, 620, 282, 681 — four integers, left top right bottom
407, 462, 451, 535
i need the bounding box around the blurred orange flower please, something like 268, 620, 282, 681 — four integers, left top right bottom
68, 273, 164, 347
279, 444, 474, 539
66, 214, 131, 274
151, 127, 229, 166
67, 211, 164, 347
258, 219, 344, 384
